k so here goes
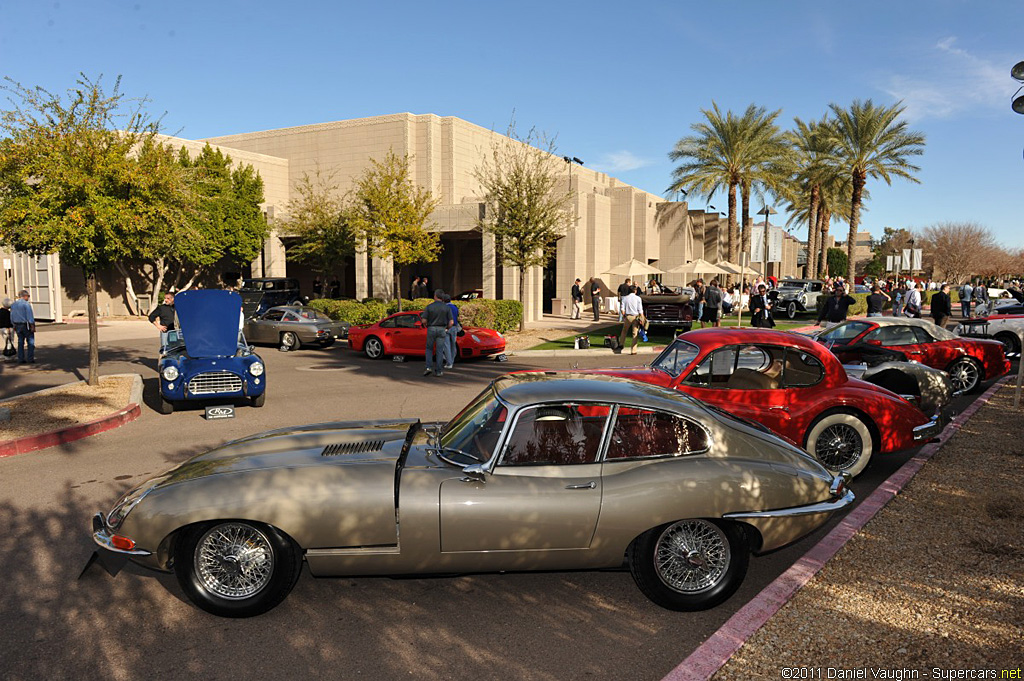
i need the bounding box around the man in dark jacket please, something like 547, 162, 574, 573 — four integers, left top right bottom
816, 284, 857, 327
930, 283, 953, 328
570, 278, 583, 319
149, 292, 176, 349
420, 289, 453, 377
590, 279, 602, 321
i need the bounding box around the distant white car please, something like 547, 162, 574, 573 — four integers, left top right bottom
955, 315, 1024, 358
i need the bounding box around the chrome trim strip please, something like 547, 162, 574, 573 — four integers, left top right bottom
91, 513, 152, 557
722, 488, 855, 520
912, 416, 942, 441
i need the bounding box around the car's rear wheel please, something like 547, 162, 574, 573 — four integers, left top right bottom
786, 301, 798, 319
947, 358, 982, 393
993, 332, 1020, 358
627, 519, 748, 611
279, 332, 299, 352
805, 411, 873, 477
364, 336, 384, 359
158, 394, 174, 415
174, 521, 301, 618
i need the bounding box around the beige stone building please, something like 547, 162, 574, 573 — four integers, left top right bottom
3, 112, 805, 321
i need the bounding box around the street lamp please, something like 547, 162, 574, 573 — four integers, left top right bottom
758, 205, 776, 278
1012, 61, 1024, 114
562, 156, 584, 193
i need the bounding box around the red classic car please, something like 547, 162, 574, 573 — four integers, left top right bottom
589, 328, 940, 477
348, 311, 506, 360
815, 318, 1010, 394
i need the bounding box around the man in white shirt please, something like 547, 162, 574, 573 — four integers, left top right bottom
617, 285, 645, 355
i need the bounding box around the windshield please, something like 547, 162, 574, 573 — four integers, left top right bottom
818, 321, 871, 346
651, 340, 701, 377
779, 281, 805, 289
439, 387, 508, 465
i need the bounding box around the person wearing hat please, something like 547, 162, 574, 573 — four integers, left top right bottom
817, 283, 857, 327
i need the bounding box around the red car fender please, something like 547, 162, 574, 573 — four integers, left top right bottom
803, 380, 928, 454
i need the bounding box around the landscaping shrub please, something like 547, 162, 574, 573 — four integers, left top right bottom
308, 296, 523, 333
309, 298, 388, 325
459, 299, 522, 334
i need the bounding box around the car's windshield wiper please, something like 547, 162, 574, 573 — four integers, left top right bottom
430, 445, 484, 466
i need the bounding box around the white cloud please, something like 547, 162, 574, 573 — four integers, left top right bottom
590, 150, 653, 174
881, 37, 1010, 121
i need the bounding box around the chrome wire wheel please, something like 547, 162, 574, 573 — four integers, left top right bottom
194, 523, 275, 600
280, 332, 298, 351
814, 423, 863, 471
948, 359, 979, 393
654, 519, 730, 594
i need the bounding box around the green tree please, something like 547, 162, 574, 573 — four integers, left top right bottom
0, 75, 189, 385
734, 105, 791, 270
862, 226, 914, 279
348, 150, 441, 310
824, 100, 926, 283
786, 117, 836, 279
826, 247, 848, 278
474, 124, 575, 332
284, 167, 355, 290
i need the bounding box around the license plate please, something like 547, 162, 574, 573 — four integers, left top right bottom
205, 405, 235, 420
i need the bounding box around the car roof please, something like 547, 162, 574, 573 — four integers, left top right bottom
494, 372, 700, 411
681, 327, 825, 352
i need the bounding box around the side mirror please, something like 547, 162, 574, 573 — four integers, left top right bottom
415, 320, 425, 328
865, 339, 883, 346
461, 463, 488, 482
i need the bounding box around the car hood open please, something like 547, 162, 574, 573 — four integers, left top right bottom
174, 290, 244, 358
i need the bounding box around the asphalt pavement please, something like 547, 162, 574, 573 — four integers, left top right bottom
0, 319, 999, 681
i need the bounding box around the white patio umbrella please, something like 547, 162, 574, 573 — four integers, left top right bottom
602, 258, 665, 279
664, 259, 729, 276
715, 260, 761, 278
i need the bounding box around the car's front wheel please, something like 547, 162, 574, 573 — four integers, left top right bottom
251, 392, 266, 408
786, 301, 798, 319
948, 358, 982, 393
364, 336, 384, 359
279, 332, 299, 352
158, 394, 174, 415
174, 521, 301, 618
628, 519, 748, 611
805, 411, 874, 477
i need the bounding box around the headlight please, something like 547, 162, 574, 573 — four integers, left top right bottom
161, 366, 179, 381
471, 334, 482, 343
249, 362, 264, 376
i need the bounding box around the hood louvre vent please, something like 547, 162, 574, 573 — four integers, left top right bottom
321, 440, 386, 457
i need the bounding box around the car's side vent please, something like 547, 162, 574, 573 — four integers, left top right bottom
321, 440, 386, 457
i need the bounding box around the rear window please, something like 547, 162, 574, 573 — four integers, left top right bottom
606, 407, 709, 459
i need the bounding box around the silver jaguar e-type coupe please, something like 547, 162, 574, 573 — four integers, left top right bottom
89, 373, 853, 617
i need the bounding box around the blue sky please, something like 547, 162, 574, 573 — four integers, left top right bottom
2, 0, 1021, 247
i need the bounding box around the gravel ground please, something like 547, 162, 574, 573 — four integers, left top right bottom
714, 383, 1024, 679
0, 375, 134, 440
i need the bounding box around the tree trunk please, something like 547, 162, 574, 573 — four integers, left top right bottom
740, 180, 751, 260
518, 266, 526, 333
86, 269, 100, 387
727, 183, 739, 262
115, 262, 140, 315
394, 263, 403, 312
847, 172, 866, 283
806, 185, 820, 279
819, 209, 832, 277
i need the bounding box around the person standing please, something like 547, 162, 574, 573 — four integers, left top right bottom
866, 284, 890, 317
617, 285, 645, 355
590, 278, 602, 321
418, 277, 431, 300
692, 278, 706, 328
616, 278, 632, 321
749, 284, 774, 328
959, 281, 973, 319
817, 283, 857, 328
149, 292, 177, 349
972, 281, 988, 317
312, 277, 323, 299
409, 277, 421, 300
443, 293, 460, 369
702, 279, 723, 328
904, 282, 923, 318
0, 298, 13, 355
10, 289, 36, 363
420, 289, 453, 377
931, 283, 952, 328
570, 278, 583, 319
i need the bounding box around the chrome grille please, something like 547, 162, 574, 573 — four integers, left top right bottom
188, 371, 243, 395
322, 441, 385, 457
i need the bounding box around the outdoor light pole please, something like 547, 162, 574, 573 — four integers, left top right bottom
562, 156, 584, 193
758, 206, 776, 279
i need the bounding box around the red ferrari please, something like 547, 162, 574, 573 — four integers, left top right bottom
590, 328, 940, 477
815, 318, 1009, 394
347, 311, 506, 360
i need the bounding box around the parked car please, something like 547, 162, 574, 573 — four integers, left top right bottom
776, 279, 827, 319
157, 290, 266, 415
244, 306, 350, 351
587, 328, 941, 477
239, 277, 303, 317
954, 315, 1024, 358
640, 286, 695, 332
814, 318, 1010, 394
347, 311, 506, 360
88, 373, 854, 617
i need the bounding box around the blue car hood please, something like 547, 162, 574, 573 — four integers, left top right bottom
175, 290, 243, 358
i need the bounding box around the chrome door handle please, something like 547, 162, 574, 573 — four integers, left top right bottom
565, 482, 596, 490
768, 406, 790, 412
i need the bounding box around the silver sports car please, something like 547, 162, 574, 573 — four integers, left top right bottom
88, 373, 854, 618
244, 305, 349, 351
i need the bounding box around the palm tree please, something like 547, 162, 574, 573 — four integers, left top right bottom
786, 117, 834, 279
825, 100, 925, 282
667, 102, 746, 261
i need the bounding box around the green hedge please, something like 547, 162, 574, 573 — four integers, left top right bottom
309, 297, 523, 334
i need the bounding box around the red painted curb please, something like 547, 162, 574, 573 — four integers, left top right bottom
0, 402, 141, 458
662, 375, 1011, 681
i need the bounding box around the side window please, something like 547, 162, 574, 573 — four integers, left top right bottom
282, 311, 300, 322
908, 326, 934, 344
606, 407, 708, 460
395, 315, 419, 329
783, 350, 825, 387
811, 283, 823, 292
379, 317, 397, 328
684, 346, 735, 387
685, 345, 784, 390
263, 310, 285, 322
501, 404, 611, 466
866, 325, 918, 347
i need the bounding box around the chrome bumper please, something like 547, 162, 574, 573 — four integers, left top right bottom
91, 512, 152, 556
723, 480, 855, 520
912, 415, 943, 442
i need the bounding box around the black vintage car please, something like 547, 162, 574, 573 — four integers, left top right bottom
640, 286, 695, 333
240, 278, 303, 317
